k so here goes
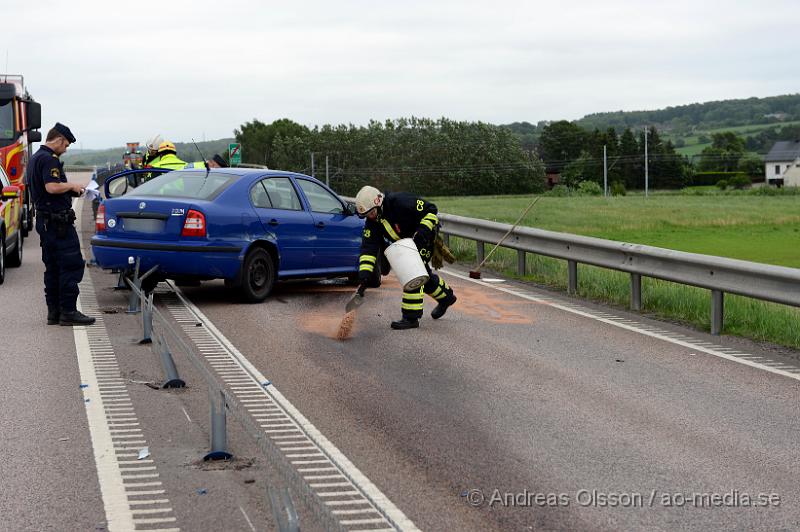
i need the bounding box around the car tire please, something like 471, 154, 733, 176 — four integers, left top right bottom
239, 247, 275, 303
0, 233, 6, 285
7, 231, 22, 268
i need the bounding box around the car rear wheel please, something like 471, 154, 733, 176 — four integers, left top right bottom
7, 231, 22, 268
0, 234, 6, 285
239, 248, 275, 302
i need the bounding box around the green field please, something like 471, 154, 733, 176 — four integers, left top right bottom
673, 120, 800, 157
432, 194, 800, 348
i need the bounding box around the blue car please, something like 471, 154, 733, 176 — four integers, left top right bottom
91, 168, 364, 301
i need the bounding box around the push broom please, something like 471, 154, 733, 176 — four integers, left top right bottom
469, 196, 541, 279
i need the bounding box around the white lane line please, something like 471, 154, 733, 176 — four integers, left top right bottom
239, 506, 257, 532
443, 269, 800, 382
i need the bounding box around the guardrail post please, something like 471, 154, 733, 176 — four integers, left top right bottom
567, 260, 578, 294
126, 258, 142, 314
205, 388, 233, 461
139, 292, 153, 344
155, 332, 185, 389
711, 290, 724, 335
476, 241, 485, 265
517, 250, 526, 276
268, 486, 300, 532
630, 273, 642, 311
442, 233, 449, 247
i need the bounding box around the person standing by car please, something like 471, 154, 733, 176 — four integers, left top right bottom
148, 141, 186, 170
184, 153, 228, 169
27, 123, 95, 326
355, 185, 457, 330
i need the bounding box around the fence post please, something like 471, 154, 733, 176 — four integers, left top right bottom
268, 486, 300, 532
630, 273, 642, 311
517, 250, 526, 276
476, 241, 485, 266
711, 290, 724, 335
205, 388, 233, 461
139, 292, 153, 344
155, 332, 185, 388
567, 260, 578, 295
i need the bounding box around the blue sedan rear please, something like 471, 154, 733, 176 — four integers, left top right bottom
91, 168, 364, 301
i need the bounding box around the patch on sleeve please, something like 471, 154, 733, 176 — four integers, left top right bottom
363, 228, 371, 238
50, 168, 60, 178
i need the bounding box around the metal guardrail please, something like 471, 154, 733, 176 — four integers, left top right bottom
439, 213, 800, 335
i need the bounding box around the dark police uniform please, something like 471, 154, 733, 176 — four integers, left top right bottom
358, 191, 456, 328
26, 123, 91, 325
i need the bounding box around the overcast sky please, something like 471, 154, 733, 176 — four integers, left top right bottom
3, 0, 798, 149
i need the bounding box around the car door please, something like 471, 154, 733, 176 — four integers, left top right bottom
294, 178, 362, 271
250, 177, 314, 274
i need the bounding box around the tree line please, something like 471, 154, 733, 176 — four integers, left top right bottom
235, 117, 545, 196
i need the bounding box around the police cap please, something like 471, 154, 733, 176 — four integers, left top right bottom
212, 154, 228, 168
54, 122, 77, 143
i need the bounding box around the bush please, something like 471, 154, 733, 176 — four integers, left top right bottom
728, 174, 752, 190
692, 171, 746, 186
716, 179, 728, 190
548, 184, 571, 197
577, 180, 603, 196
610, 181, 626, 196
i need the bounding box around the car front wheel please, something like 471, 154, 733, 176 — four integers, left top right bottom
239, 248, 275, 302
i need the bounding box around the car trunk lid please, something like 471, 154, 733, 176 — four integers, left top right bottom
103, 197, 195, 241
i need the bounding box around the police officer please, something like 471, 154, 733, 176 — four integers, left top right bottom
27, 123, 95, 326
355, 186, 457, 330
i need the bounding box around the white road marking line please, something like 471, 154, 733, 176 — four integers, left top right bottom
444, 269, 800, 382
239, 506, 257, 532
181, 407, 192, 423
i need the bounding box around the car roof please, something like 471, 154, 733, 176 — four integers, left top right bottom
178, 168, 327, 185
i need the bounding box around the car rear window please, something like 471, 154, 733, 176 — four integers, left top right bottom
132, 171, 237, 200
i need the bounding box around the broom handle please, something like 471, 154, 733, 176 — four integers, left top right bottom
475, 196, 541, 271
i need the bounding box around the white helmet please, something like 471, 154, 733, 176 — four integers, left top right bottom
355, 186, 383, 217
146, 134, 163, 153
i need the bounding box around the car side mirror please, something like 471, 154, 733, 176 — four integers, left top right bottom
27, 130, 42, 143
345, 201, 357, 216
2, 185, 21, 199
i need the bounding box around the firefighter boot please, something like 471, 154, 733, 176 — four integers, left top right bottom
47, 308, 60, 325
431, 294, 457, 320
391, 318, 419, 330
60, 310, 96, 326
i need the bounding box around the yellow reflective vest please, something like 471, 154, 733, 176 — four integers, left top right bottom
150, 153, 186, 170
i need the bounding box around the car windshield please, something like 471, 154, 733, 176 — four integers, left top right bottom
0, 100, 14, 140
131, 171, 237, 200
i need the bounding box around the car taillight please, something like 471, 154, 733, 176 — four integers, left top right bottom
95, 203, 106, 232
181, 209, 206, 237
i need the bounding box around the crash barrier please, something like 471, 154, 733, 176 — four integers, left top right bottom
124, 275, 368, 531
438, 212, 800, 335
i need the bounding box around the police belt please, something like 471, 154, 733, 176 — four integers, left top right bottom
38, 208, 77, 225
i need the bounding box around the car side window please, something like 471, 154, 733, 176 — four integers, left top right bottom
250, 180, 273, 208
296, 179, 344, 214
263, 177, 302, 211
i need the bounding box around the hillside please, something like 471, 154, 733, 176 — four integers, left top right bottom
62, 138, 236, 166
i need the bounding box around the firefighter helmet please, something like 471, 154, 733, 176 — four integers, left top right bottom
157, 140, 177, 155
146, 134, 163, 153
355, 186, 383, 217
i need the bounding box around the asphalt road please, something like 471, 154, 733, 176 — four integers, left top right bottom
3, 173, 799, 531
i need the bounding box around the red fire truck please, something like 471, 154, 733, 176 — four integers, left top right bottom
0, 74, 41, 235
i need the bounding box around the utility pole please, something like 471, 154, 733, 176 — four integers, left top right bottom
644, 126, 649, 197
603, 144, 608, 197
325, 155, 329, 187
311, 152, 315, 178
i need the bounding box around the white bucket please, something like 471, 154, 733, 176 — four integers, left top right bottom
384, 238, 429, 291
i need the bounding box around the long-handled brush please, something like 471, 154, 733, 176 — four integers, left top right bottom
469, 196, 541, 279
337, 284, 366, 340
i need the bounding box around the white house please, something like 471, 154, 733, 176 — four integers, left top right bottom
765, 140, 800, 186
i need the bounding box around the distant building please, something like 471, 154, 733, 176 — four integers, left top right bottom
764, 140, 800, 186
764, 112, 789, 121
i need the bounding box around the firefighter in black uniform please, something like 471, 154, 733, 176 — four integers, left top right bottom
355, 186, 457, 330
27, 123, 95, 326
